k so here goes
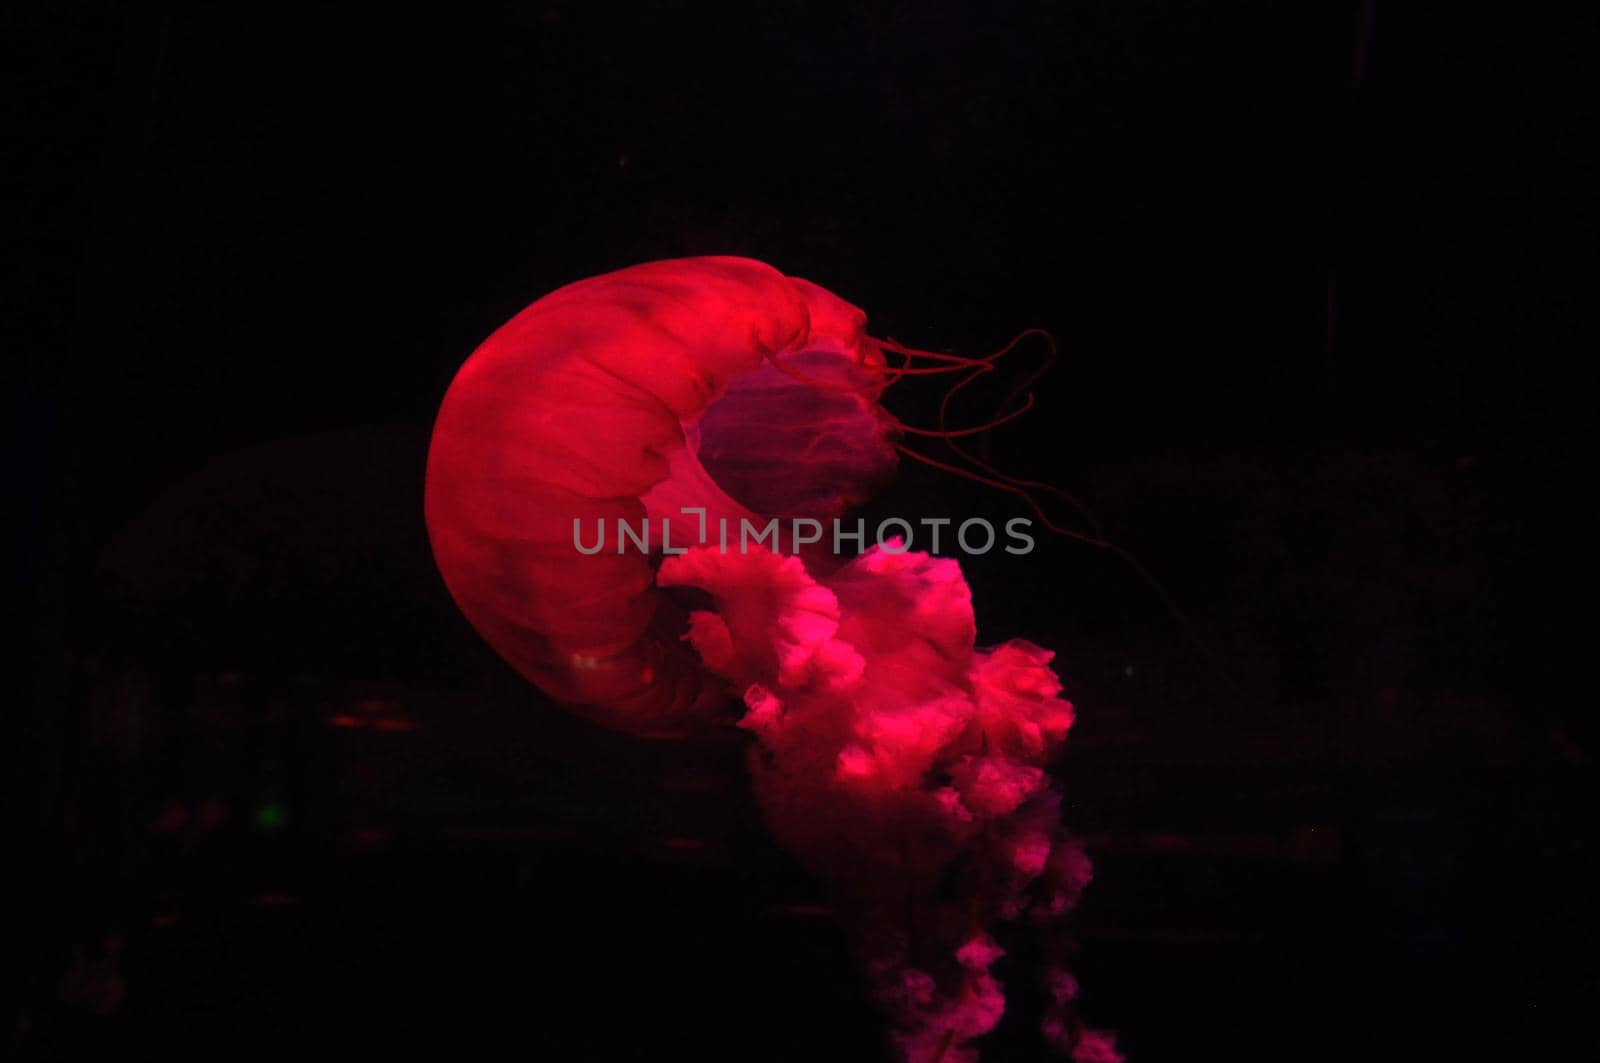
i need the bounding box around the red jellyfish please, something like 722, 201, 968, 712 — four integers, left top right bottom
425, 256, 1121, 1062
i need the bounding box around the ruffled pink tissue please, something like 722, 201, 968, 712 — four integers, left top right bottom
657, 543, 1121, 1062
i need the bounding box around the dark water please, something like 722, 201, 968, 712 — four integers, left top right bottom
10, 3, 1591, 1059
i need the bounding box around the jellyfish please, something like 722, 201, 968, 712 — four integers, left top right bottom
425, 257, 1120, 1062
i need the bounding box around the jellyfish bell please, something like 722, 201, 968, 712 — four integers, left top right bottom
424, 256, 901, 737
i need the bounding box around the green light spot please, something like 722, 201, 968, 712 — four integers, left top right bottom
254, 801, 288, 833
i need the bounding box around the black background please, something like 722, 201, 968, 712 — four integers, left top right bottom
9, 2, 1593, 1060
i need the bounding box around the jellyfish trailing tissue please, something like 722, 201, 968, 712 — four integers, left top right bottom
425, 257, 1121, 1062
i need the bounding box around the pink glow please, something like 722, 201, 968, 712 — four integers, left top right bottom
662, 541, 1116, 1061
425, 258, 1118, 1060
